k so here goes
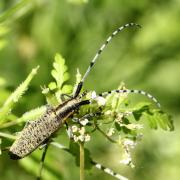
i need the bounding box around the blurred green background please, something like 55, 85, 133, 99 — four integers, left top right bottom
0, 0, 180, 180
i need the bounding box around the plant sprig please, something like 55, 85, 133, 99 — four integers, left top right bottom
0, 53, 174, 180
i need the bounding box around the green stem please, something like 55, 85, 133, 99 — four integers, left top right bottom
79, 142, 85, 180
0, 121, 20, 129
95, 124, 117, 143
0, 132, 16, 140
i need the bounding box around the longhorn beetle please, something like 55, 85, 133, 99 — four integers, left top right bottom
9, 23, 160, 179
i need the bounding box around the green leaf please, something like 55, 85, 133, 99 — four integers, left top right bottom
16, 105, 47, 124
42, 86, 59, 106
132, 102, 151, 121
48, 82, 57, 90
144, 110, 174, 131
115, 122, 121, 131
47, 53, 72, 103
0, 66, 39, 123
145, 113, 158, 129
51, 53, 70, 90
61, 85, 73, 94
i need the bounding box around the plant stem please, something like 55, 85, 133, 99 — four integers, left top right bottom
95, 124, 117, 143
79, 142, 85, 180
0, 132, 16, 140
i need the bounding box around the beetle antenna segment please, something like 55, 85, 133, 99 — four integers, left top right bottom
73, 23, 141, 98
98, 89, 161, 108
91, 160, 128, 180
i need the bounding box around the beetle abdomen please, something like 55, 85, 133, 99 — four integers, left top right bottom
9, 98, 89, 159
9, 107, 61, 159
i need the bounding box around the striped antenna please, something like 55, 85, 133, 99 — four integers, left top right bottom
91, 160, 128, 180
98, 89, 161, 108
81, 23, 141, 82
73, 23, 141, 97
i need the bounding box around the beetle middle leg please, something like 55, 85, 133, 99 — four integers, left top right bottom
37, 139, 52, 180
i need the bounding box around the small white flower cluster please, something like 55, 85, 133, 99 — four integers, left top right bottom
70, 125, 91, 143
119, 156, 132, 166
79, 118, 89, 126
115, 113, 124, 123
91, 91, 106, 106
115, 111, 133, 124
119, 138, 137, 168
123, 139, 137, 149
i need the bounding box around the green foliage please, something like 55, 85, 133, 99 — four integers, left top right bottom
0, 54, 173, 180
0, 25, 9, 50
42, 53, 72, 105
0, 66, 39, 123
67, 0, 88, 5
0, 0, 31, 23
132, 103, 174, 131
0, 1, 179, 180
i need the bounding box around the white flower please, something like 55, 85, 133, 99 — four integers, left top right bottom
79, 127, 85, 135
123, 139, 136, 149
96, 96, 106, 106
67, 128, 73, 138
107, 128, 115, 137
73, 135, 79, 142
71, 125, 78, 133
124, 111, 133, 116
91, 91, 97, 99
84, 134, 91, 142
119, 153, 135, 168
115, 113, 123, 123
120, 157, 131, 165
78, 135, 85, 142
80, 118, 89, 126
125, 124, 144, 130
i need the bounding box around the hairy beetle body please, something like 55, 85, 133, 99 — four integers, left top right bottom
9, 98, 89, 159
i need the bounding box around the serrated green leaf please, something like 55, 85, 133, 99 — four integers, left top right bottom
132, 102, 151, 121
155, 113, 168, 130
48, 53, 72, 101
144, 113, 158, 129
51, 53, 69, 89
153, 111, 174, 131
